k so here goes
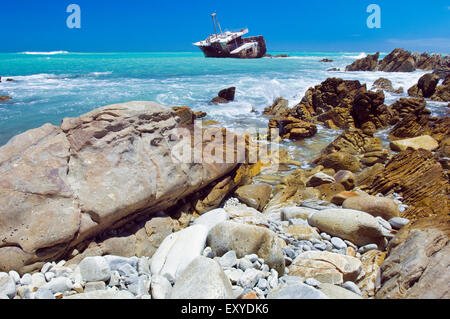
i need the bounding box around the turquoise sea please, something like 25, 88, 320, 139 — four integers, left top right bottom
0, 51, 447, 164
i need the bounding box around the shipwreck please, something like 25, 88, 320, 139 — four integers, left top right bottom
193, 13, 267, 59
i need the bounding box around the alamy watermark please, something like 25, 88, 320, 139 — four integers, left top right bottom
66, 4, 81, 29
367, 4, 381, 29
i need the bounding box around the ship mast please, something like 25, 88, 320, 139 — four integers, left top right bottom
211, 12, 223, 38
211, 13, 218, 38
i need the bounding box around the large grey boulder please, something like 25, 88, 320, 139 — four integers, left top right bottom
0, 101, 241, 274
77, 256, 111, 282
307, 208, 388, 247
207, 221, 285, 275
169, 257, 234, 299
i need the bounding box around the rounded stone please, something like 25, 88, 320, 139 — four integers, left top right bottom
78, 256, 111, 282
331, 237, 347, 250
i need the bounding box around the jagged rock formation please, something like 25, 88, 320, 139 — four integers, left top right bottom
368, 149, 449, 222
345, 53, 379, 71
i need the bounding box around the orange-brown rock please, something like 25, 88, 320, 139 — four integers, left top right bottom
290, 78, 364, 128
431, 116, 450, 143
389, 113, 432, 140
194, 163, 254, 215
356, 163, 385, 189
323, 129, 382, 156
333, 170, 356, 190
361, 150, 390, 166
389, 97, 428, 119
316, 182, 346, 202
234, 183, 272, 211
331, 191, 360, 205
318, 151, 361, 172
268, 117, 317, 140
352, 90, 393, 130
376, 216, 450, 299
431, 75, 450, 102
369, 149, 449, 222
263, 97, 291, 117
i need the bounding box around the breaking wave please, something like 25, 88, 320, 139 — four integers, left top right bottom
20, 51, 70, 55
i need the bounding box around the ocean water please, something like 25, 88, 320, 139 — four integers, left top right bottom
0, 51, 447, 166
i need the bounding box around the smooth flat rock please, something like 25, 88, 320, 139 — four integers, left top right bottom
390, 135, 439, 152
151, 224, 209, 283
319, 283, 363, 299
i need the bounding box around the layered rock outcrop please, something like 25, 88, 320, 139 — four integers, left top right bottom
378, 48, 416, 72
376, 216, 450, 299
345, 53, 379, 71
368, 148, 449, 222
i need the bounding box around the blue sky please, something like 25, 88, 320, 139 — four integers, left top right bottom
0, 0, 449, 53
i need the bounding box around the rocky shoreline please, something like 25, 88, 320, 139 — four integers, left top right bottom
0, 48, 449, 300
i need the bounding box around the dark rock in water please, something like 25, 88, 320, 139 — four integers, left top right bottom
372, 78, 403, 94
376, 216, 450, 299
291, 77, 364, 128
210, 96, 229, 104
265, 54, 289, 58
211, 87, 236, 104
407, 73, 441, 98
433, 67, 450, 80
218, 87, 236, 101
352, 89, 392, 130
413, 52, 450, 71
0, 96, 11, 102
378, 48, 416, 72
345, 52, 379, 71
320, 59, 333, 63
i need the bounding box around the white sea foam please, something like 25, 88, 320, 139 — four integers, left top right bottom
20, 51, 70, 55
346, 52, 367, 59
90, 71, 113, 76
